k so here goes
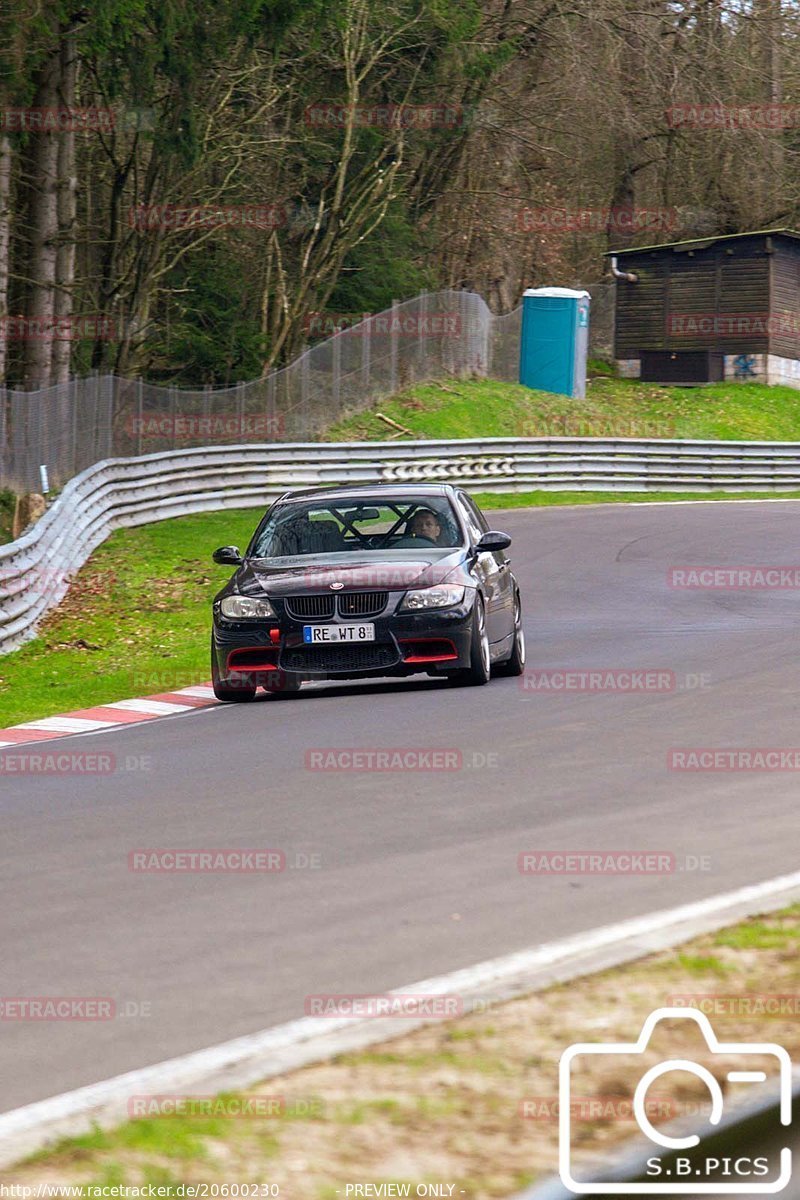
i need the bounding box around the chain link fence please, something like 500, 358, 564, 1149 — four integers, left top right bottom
0, 284, 612, 494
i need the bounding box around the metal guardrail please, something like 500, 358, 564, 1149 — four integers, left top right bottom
516, 1078, 800, 1199
4, 434, 800, 655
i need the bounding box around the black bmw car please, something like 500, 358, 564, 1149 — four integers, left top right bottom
210, 483, 525, 700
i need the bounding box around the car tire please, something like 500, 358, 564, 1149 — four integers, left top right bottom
447, 594, 491, 687
211, 636, 257, 702
495, 590, 525, 677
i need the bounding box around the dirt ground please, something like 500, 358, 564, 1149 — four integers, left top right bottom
5, 905, 799, 1199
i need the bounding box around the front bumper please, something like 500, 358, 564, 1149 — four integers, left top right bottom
212, 590, 476, 682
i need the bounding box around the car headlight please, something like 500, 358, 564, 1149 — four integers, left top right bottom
399, 585, 465, 611
220, 595, 277, 619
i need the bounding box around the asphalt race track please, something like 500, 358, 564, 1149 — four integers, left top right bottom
3, 500, 800, 1112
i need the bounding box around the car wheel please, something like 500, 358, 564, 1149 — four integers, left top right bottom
211, 636, 257, 702
262, 671, 302, 698
495, 590, 526, 677
447, 594, 491, 687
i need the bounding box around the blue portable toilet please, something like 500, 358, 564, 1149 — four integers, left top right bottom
519, 287, 590, 399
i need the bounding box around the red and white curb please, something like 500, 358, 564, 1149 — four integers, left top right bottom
0, 685, 219, 748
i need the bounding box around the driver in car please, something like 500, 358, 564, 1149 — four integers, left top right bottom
408, 508, 443, 543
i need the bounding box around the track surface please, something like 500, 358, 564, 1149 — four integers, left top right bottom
3, 501, 800, 1112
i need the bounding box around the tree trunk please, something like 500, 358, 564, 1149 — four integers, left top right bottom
755, 0, 783, 219
0, 134, 12, 383
52, 29, 77, 385
23, 48, 61, 390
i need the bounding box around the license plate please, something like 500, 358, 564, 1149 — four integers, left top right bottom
303, 623, 375, 644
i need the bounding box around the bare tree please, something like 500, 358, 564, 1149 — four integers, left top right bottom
51, 28, 78, 384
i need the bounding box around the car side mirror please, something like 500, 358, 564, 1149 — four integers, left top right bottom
213, 545, 243, 566
476, 530, 512, 553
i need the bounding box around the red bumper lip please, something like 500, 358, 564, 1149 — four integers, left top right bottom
226, 648, 279, 672
397, 637, 458, 664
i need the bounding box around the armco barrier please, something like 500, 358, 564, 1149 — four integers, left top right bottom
515, 1079, 800, 1200
4, 435, 800, 654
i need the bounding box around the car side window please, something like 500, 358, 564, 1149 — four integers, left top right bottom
462, 493, 489, 534
456, 495, 484, 546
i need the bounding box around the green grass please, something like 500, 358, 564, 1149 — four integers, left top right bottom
470, 489, 800, 508
0, 509, 258, 727
674, 953, 731, 977
714, 915, 800, 951
324, 375, 800, 443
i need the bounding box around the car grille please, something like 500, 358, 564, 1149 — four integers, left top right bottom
284, 592, 388, 621
337, 591, 388, 617
284, 594, 336, 620
282, 644, 398, 673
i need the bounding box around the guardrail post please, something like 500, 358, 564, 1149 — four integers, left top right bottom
236, 380, 245, 442
202, 381, 211, 442
266, 368, 276, 440
136, 377, 143, 456
89, 369, 99, 467
332, 332, 341, 412
417, 291, 427, 381
301, 351, 310, 437
0, 385, 6, 489
70, 379, 78, 477
106, 374, 114, 458
390, 298, 399, 394
362, 317, 371, 389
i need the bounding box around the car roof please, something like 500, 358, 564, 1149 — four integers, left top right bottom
275, 483, 458, 504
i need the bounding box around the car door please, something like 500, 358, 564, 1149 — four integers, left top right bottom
455, 491, 513, 644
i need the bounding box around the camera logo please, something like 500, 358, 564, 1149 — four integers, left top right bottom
559, 1007, 792, 1193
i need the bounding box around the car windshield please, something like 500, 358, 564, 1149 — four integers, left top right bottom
249, 495, 463, 559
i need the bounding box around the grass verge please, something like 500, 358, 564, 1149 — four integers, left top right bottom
0, 509, 257, 727
6, 903, 799, 1196
324, 375, 800, 443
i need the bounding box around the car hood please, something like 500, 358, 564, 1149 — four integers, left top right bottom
232, 552, 468, 598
